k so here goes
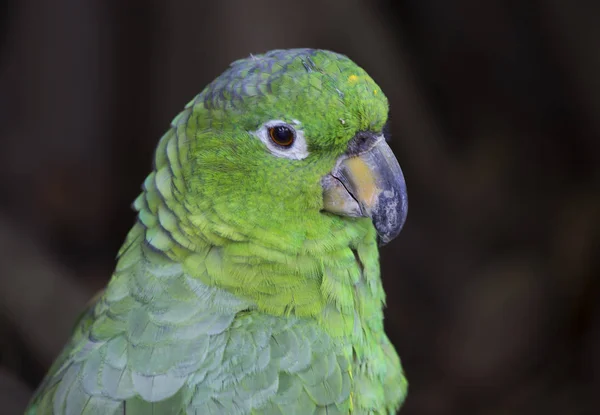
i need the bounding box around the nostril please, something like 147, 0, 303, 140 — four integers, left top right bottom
346, 131, 380, 156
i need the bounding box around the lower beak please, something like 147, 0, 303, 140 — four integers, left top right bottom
322, 137, 408, 245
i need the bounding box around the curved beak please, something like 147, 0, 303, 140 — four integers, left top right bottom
322, 134, 408, 245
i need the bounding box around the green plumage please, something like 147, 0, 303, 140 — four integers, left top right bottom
27, 49, 407, 414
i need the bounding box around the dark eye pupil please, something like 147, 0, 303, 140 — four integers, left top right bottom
269, 125, 294, 146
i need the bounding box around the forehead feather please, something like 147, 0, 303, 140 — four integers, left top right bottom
199, 49, 384, 114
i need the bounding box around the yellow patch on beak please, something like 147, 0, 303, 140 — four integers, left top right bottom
343, 156, 379, 210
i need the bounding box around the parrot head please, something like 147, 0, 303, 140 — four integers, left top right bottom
171, 49, 407, 252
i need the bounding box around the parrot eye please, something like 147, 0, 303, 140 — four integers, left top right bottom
252, 120, 309, 160
268, 125, 295, 147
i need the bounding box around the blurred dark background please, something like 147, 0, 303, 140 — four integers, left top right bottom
0, 1, 598, 414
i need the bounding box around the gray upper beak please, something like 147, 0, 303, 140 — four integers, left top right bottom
322, 134, 408, 245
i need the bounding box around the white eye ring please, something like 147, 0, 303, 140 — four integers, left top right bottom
251, 120, 309, 160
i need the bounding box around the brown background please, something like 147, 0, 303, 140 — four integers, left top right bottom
0, 1, 598, 414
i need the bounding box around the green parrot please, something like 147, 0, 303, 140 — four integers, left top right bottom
27, 48, 408, 414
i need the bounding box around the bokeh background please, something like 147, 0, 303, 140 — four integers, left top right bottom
0, 1, 599, 414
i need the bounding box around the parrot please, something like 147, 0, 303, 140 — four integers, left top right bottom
26, 48, 409, 415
